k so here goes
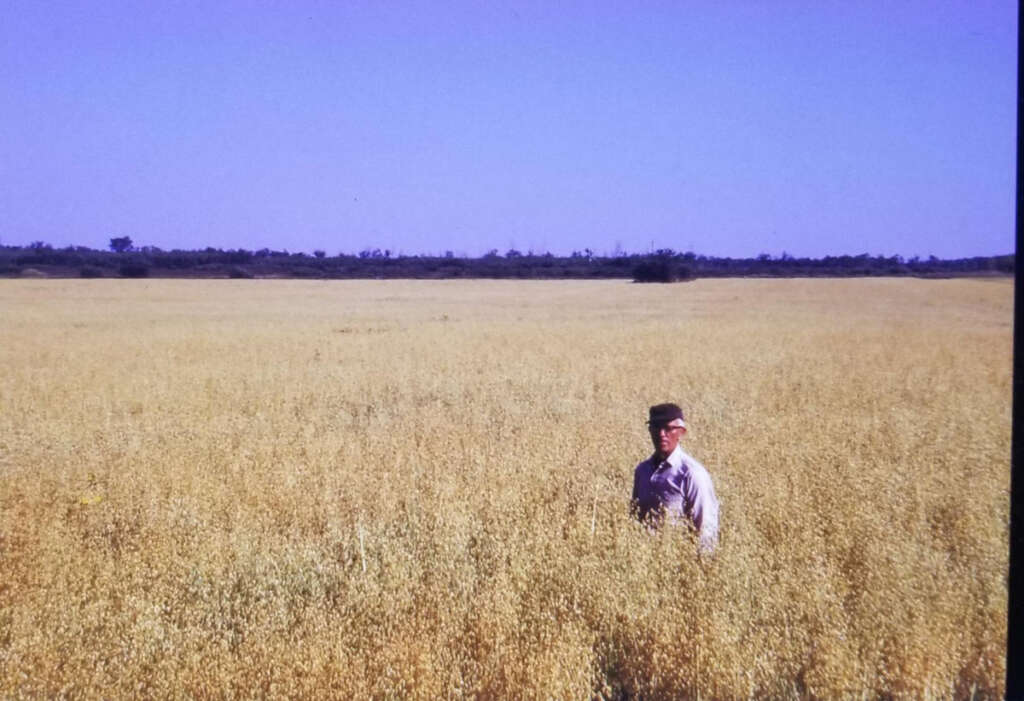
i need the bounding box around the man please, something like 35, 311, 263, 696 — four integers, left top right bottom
631, 403, 719, 553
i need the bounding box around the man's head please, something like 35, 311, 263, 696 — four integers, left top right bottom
647, 403, 687, 459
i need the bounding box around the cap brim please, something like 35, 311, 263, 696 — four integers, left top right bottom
647, 419, 686, 428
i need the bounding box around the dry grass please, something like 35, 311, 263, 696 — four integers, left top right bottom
0, 277, 1010, 699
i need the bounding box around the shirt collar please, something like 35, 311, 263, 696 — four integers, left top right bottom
652, 444, 685, 470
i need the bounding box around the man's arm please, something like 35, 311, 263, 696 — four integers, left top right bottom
630, 467, 640, 518
687, 466, 719, 552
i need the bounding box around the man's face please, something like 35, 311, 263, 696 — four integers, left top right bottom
649, 421, 685, 459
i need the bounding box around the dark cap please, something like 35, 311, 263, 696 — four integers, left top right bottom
647, 403, 685, 426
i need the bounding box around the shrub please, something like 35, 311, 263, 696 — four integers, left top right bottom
632, 260, 694, 283
79, 266, 104, 278
228, 267, 255, 279
119, 263, 149, 278
289, 266, 323, 278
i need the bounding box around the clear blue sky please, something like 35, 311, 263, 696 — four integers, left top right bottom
1, 1, 1016, 258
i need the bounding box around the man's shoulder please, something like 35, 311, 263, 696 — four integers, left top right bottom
678, 449, 712, 479
634, 455, 657, 473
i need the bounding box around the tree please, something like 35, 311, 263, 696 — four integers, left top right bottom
313, 250, 326, 259
632, 260, 694, 283
109, 236, 133, 253
118, 262, 149, 278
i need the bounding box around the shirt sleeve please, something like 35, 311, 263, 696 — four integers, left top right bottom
630, 464, 642, 517
687, 467, 719, 552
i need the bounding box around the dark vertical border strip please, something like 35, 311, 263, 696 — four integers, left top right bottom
1007, 0, 1023, 695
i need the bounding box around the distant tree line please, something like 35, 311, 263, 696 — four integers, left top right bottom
0, 239, 1013, 281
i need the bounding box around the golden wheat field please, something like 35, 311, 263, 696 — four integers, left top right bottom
0, 277, 1011, 699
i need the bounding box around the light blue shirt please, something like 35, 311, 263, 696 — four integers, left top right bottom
632, 444, 720, 552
